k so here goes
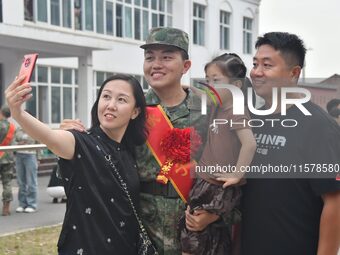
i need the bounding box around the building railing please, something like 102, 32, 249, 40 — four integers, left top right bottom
0, 144, 47, 152
0, 144, 57, 176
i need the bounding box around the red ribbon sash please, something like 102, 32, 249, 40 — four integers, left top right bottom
146, 105, 193, 203
0, 123, 16, 158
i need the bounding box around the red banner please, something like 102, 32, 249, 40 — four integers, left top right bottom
146, 105, 193, 203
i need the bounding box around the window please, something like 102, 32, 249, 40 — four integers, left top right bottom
220, 11, 230, 50
28, 66, 78, 125
0, 0, 2, 22
106, 1, 114, 35
51, 67, 61, 83
95, 71, 113, 96
51, 0, 60, 26
193, 3, 205, 46
124, 6, 132, 38
85, 0, 94, 31
134, 6, 141, 39
28, 0, 172, 39
94, 72, 148, 97
24, 0, 34, 21
133, 75, 149, 91
37, 0, 48, 22
116, 0, 172, 40
74, 0, 82, 30
26, 68, 37, 116
31, 0, 71, 27
96, 0, 104, 33
116, 3, 123, 37
243, 17, 253, 54
51, 87, 61, 122
142, 9, 149, 40
62, 0, 72, 28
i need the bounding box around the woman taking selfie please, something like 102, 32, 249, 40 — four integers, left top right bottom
6, 74, 149, 255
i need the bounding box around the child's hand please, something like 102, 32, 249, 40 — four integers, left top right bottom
216, 177, 242, 188
185, 206, 219, 232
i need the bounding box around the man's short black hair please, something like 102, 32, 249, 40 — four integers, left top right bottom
329, 108, 340, 118
326, 98, 340, 113
255, 32, 306, 68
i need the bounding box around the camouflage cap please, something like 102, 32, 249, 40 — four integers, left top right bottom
140, 27, 189, 54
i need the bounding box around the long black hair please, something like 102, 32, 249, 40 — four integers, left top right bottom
89, 74, 148, 157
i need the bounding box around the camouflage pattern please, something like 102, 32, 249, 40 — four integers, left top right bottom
0, 119, 15, 202
140, 27, 189, 54
0, 163, 14, 202
137, 88, 208, 254
137, 88, 207, 182
0, 120, 15, 164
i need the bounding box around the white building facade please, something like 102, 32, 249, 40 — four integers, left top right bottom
0, 0, 260, 127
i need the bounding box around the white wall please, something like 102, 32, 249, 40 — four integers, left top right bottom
93, 41, 144, 75
2, 0, 24, 26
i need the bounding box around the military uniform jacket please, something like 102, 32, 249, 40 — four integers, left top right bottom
0, 119, 15, 164
136, 88, 207, 182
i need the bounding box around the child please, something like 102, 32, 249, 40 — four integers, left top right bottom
179, 53, 256, 255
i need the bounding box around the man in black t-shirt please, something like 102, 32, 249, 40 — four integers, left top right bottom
241, 32, 340, 255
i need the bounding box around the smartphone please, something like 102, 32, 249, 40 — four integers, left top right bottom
18, 53, 38, 85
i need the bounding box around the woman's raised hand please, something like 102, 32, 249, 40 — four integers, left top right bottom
5, 75, 32, 117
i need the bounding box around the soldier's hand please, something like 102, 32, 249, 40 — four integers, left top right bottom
185, 207, 219, 232
60, 119, 86, 132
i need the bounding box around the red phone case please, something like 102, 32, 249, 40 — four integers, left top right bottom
18, 53, 38, 85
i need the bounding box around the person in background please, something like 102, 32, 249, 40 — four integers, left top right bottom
326, 98, 340, 114
0, 105, 16, 216
326, 98, 340, 126
329, 108, 340, 126
46, 165, 67, 203
14, 123, 39, 213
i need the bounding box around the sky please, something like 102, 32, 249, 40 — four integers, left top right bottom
259, 0, 340, 79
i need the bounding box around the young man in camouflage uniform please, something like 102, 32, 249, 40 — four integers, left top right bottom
137, 27, 221, 254
0, 106, 16, 216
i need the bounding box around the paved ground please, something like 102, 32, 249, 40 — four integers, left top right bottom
1, 177, 339, 254
0, 176, 65, 236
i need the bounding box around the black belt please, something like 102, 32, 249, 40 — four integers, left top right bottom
140, 181, 179, 199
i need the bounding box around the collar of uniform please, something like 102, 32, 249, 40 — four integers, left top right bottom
145, 88, 202, 122
145, 88, 201, 109
145, 89, 161, 106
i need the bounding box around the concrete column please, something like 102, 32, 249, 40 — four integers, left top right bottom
0, 49, 22, 101
78, 54, 94, 127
